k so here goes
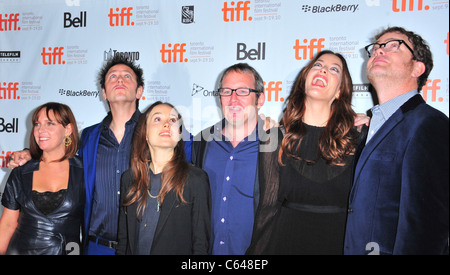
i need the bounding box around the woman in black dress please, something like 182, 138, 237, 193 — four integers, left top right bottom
247, 51, 367, 254
0, 102, 84, 255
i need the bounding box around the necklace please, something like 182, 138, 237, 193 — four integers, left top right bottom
147, 190, 161, 212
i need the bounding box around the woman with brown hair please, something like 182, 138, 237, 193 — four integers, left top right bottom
116, 101, 211, 255
0, 102, 84, 255
247, 50, 368, 254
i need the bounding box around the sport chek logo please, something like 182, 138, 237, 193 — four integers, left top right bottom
222, 1, 252, 22
0, 13, 20, 31
301, 4, 359, 13
41, 47, 65, 65
108, 7, 134, 26
392, 0, 430, 12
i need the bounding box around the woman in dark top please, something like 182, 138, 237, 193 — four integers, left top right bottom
0, 102, 84, 255
116, 101, 211, 255
247, 51, 367, 255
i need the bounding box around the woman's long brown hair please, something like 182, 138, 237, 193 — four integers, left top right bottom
279, 50, 358, 166
124, 101, 188, 217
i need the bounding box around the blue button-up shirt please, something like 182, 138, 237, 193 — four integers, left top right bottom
203, 122, 259, 255
88, 110, 140, 241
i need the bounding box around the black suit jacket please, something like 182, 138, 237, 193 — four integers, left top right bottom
116, 164, 211, 255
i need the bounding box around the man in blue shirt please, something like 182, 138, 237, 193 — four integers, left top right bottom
192, 63, 276, 255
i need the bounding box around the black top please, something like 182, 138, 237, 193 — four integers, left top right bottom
247, 125, 366, 255
1, 157, 85, 255
32, 189, 68, 216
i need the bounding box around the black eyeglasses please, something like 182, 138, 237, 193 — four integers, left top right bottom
218, 88, 259, 97
364, 40, 415, 58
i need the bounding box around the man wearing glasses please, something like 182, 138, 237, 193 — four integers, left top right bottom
344, 27, 449, 254
191, 63, 272, 255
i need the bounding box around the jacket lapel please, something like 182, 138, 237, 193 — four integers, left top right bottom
151, 191, 177, 246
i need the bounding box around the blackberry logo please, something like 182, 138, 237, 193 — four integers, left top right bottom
301, 4, 359, 13
301, 5, 312, 12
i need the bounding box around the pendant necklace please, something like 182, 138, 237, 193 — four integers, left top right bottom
147, 190, 161, 212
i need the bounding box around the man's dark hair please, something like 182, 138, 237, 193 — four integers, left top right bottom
374, 26, 433, 92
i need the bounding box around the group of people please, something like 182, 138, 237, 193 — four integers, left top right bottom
0, 26, 448, 255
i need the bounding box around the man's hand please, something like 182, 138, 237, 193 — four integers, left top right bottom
259, 113, 279, 131
354, 113, 370, 132
6, 150, 32, 169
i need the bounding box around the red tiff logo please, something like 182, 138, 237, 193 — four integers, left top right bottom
392, 0, 430, 12
160, 43, 187, 63
222, 1, 252, 22
293, 38, 325, 60
0, 13, 20, 31
41, 47, 65, 65
422, 79, 443, 103
109, 7, 134, 26
0, 82, 19, 100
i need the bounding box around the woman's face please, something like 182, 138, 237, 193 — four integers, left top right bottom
146, 104, 181, 151
33, 108, 71, 155
305, 53, 343, 106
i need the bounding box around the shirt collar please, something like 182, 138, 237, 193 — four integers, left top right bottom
100, 109, 141, 129
371, 90, 418, 122
212, 118, 261, 142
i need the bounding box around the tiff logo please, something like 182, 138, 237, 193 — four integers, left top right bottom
0, 13, 20, 31
392, 0, 430, 12
421, 79, 443, 102
222, 1, 252, 22
293, 38, 325, 60
0, 82, 20, 100
265, 81, 284, 102
1, 151, 14, 168
41, 47, 65, 65
160, 43, 187, 63
109, 7, 134, 26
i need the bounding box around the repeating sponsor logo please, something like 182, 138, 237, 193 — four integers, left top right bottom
301, 4, 359, 13
222, 1, 252, 22
237, 42, 266, 61
144, 81, 171, 102
135, 6, 160, 26
0, 150, 14, 168
294, 38, 325, 60
253, 0, 282, 22
58, 89, 100, 98
0, 117, 19, 133
0, 51, 20, 63
0, 13, 20, 31
445, 32, 449, 55
64, 11, 87, 28
422, 79, 443, 102
392, 0, 429, 12
265, 81, 284, 102
189, 42, 215, 63
104, 48, 140, 62
160, 43, 188, 63
0, 82, 19, 100
108, 7, 134, 27
41, 47, 65, 65
182, 6, 195, 24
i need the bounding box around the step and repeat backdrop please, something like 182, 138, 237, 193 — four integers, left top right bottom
1, 0, 449, 212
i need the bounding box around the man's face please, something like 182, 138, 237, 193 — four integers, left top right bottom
220, 70, 264, 130
102, 64, 143, 105
366, 32, 416, 83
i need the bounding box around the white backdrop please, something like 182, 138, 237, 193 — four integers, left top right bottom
1, 0, 449, 214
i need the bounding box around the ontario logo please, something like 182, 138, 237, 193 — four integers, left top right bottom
301, 4, 359, 13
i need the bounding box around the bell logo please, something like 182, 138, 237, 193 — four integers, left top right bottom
0, 118, 19, 133
0, 82, 20, 100
0, 13, 20, 31
222, 1, 252, 22
294, 38, 325, 60
64, 11, 87, 28
160, 43, 188, 63
41, 47, 65, 65
265, 81, 284, 102
421, 79, 443, 102
109, 7, 134, 26
237, 42, 266, 60
392, 0, 429, 12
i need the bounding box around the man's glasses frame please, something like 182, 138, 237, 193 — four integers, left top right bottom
364, 39, 415, 58
218, 88, 260, 97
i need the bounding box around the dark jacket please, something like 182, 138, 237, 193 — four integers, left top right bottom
116, 164, 211, 255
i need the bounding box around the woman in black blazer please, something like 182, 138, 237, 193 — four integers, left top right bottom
116, 101, 211, 255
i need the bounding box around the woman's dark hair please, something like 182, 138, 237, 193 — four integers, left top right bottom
124, 101, 188, 217
30, 102, 79, 162
280, 50, 358, 166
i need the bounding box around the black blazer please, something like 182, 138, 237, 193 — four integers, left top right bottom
116, 164, 211, 255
